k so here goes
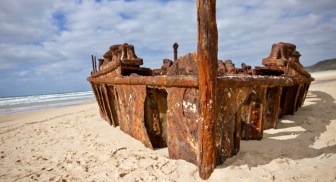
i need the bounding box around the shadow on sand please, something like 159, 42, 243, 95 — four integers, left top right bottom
218, 90, 336, 168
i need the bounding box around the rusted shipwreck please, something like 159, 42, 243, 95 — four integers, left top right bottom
87, 0, 314, 179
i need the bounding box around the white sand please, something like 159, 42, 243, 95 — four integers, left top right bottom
1, 71, 335, 181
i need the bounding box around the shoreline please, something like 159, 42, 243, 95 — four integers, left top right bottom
0, 101, 97, 124
0, 91, 95, 117
0, 70, 335, 181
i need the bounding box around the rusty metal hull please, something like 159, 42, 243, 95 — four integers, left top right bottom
167, 88, 200, 164
88, 74, 313, 157
87, 42, 314, 180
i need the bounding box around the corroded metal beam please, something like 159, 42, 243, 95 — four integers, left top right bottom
88, 75, 198, 88
89, 75, 313, 89
196, 0, 218, 179
90, 60, 121, 78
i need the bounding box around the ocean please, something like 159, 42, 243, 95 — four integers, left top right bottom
0, 91, 96, 116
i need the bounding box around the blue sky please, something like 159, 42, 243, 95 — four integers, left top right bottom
0, 0, 335, 97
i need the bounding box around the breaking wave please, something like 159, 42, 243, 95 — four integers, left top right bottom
0, 91, 95, 116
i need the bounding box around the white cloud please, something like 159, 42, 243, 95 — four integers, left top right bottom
0, 0, 57, 43
0, 0, 335, 96
216, 0, 336, 66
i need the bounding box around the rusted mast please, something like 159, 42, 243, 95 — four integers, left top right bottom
196, 0, 218, 179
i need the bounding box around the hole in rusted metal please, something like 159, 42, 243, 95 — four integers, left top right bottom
241, 93, 263, 140
144, 88, 168, 149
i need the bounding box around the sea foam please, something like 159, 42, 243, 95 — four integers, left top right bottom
0, 91, 95, 116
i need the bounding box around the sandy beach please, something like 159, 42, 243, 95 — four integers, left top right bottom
0, 71, 335, 182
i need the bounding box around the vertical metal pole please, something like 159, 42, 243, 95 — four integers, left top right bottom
94, 56, 97, 72
173, 43, 179, 61
91, 55, 95, 73
196, 0, 218, 179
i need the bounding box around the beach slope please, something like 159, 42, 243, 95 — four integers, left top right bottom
1, 70, 336, 181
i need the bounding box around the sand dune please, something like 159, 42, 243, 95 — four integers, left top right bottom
1, 71, 335, 181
